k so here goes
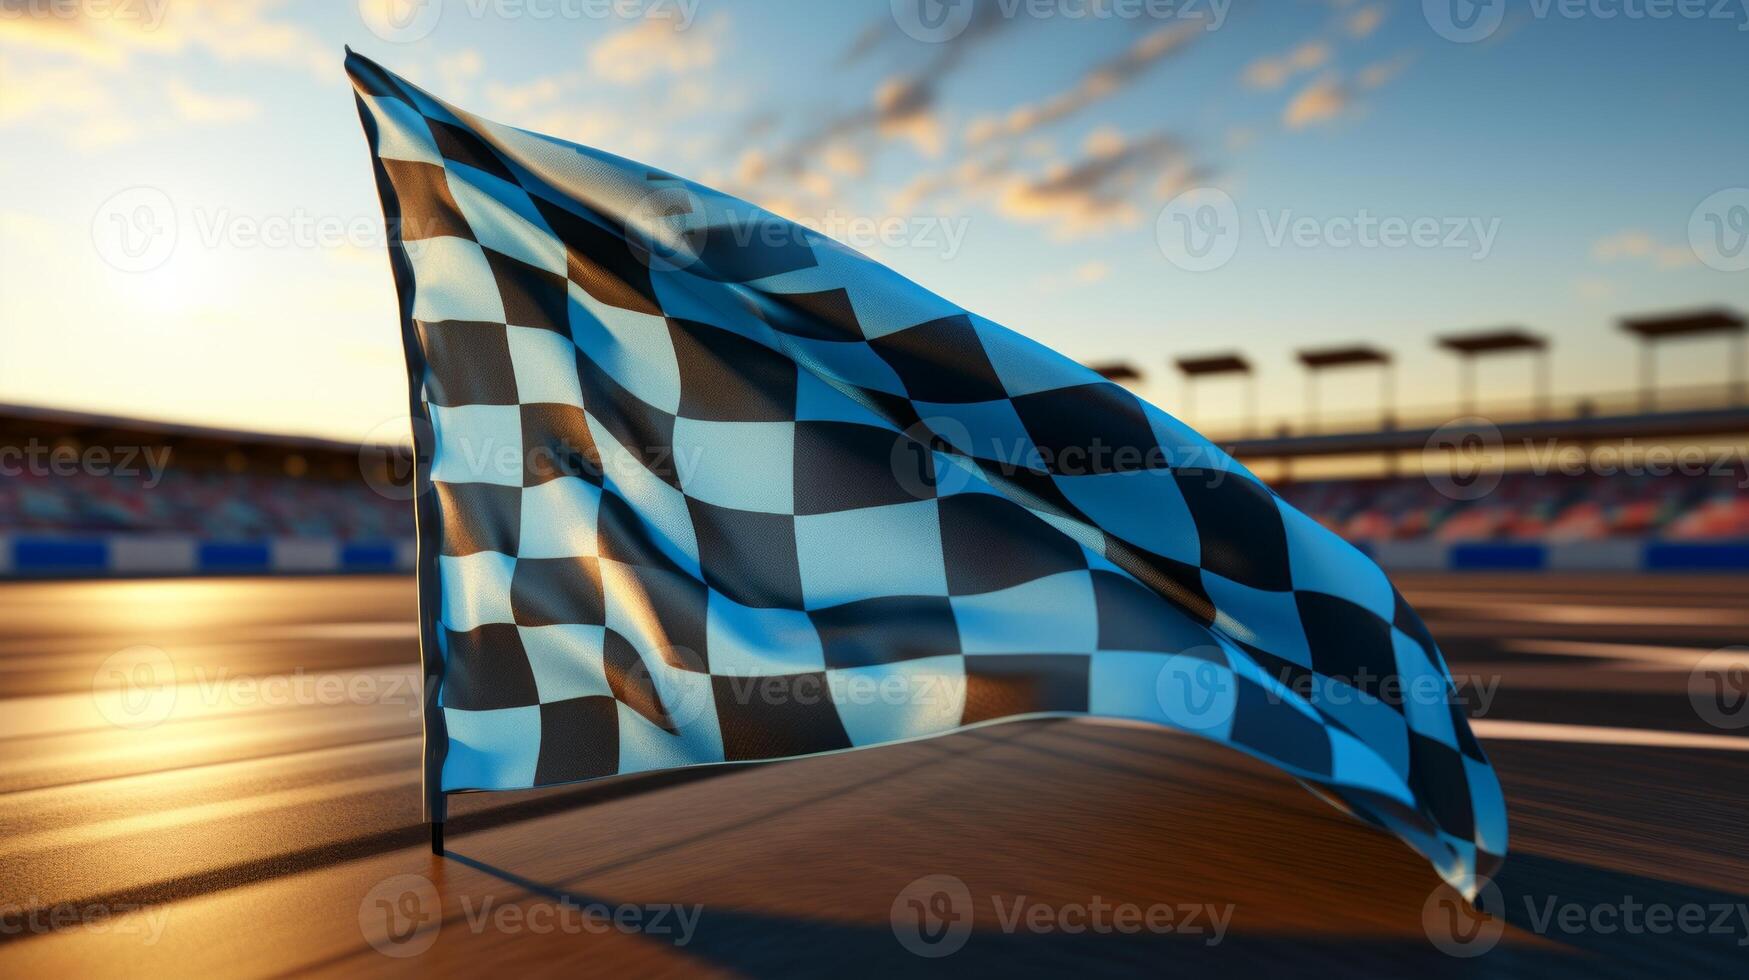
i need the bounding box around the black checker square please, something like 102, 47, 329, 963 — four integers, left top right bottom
810, 595, 961, 670
1088, 569, 1216, 653
442, 624, 538, 710
595, 490, 687, 579
419, 320, 518, 407
685, 498, 804, 609
763, 288, 863, 341
429, 118, 517, 182
711, 672, 853, 761
1172, 472, 1292, 592
1295, 591, 1398, 704
529, 194, 663, 316
534, 696, 620, 785
937, 490, 1086, 596
520, 403, 603, 486
435, 481, 520, 556
484, 247, 570, 335
1010, 382, 1165, 476
381, 158, 475, 242
869, 314, 1007, 404
611, 562, 710, 673
668, 318, 797, 422
1229, 675, 1332, 776
576, 350, 680, 486
510, 556, 606, 627
793, 421, 932, 515
1407, 732, 1475, 839
961, 654, 1091, 725
603, 628, 679, 733
691, 214, 821, 283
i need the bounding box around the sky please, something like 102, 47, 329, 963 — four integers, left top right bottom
1, 0, 1746, 442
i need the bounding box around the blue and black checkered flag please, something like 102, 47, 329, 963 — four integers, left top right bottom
348, 50, 1505, 897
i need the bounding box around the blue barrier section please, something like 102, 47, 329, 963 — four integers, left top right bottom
196, 542, 272, 572
13, 536, 108, 573
1449, 543, 1547, 570
341, 541, 399, 571
1643, 542, 1749, 571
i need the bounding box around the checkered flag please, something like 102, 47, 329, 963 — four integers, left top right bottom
347, 49, 1505, 897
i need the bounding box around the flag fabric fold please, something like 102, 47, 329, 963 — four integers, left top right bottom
347, 50, 1505, 896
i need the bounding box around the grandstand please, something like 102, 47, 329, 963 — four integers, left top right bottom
1, 308, 1743, 575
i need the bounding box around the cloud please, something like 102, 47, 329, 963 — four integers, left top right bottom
0, 0, 329, 77
1242, 42, 1330, 91
996, 129, 1186, 238
1283, 73, 1351, 128
1591, 230, 1697, 269
966, 23, 1198, 146
590, 15, 723, 84
1346, 4, 1387, 38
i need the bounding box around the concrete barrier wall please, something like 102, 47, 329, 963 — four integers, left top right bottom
0, 534, 416, 577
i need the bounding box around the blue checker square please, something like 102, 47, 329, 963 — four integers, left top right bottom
566, 283, 683, 415
828, 655, 967, 747
517, 478, 602, 559
446, 167, 565, 275
406, 236, 506, 323
518, 624, 611, 703
1053, 469, 1200, 567
705, 593, 826, 676
429, 403, 524, 487
506, 325, 585, 407
911, 397, 1040, 469
671, 418, 795, 514
442, 705, 540, 790
795, 499, 948, 608
1277, 498, 1394, 621
438, 551, 516, 631
951, 571, 1099, 654
1202, 573, 1313, 669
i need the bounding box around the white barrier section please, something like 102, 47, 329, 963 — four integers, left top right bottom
1370, 540, 1451, 571
271, 538, 343, 573
1546, 539, 1643, 572
109, 536, 199, 574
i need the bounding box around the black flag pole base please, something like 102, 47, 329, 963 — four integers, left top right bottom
431, 821, 445, 856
